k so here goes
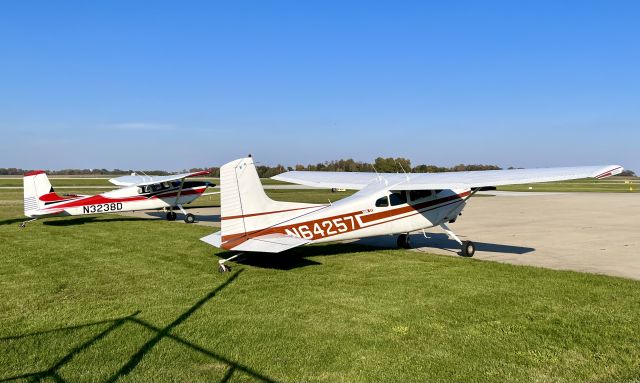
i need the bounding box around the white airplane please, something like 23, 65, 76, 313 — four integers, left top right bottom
201, 156, 623, 272
21, 170, 215, 227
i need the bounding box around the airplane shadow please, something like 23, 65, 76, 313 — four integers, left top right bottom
0, 269, 279, 383
355, 232, 535, 256
219, 243, 383, 271
43, 217, 149, 226
141, 211, 221, 224
0, 217, 27, 226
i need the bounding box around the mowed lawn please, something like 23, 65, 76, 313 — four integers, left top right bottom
1, 191, 640, 382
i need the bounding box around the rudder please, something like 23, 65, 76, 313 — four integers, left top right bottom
218, 157, 323, 247
23, 170, 53, 215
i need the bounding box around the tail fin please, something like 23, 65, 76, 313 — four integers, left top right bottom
218, 157, 322, 247
23, 170, 53, 215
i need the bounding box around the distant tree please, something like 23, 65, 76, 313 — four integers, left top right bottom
373, 157, 411, 173
620, 170, 636, 177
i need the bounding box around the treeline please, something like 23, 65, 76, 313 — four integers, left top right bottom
0, 168, 171, 176
4, 159, 635, 178
190, 157, 504, 178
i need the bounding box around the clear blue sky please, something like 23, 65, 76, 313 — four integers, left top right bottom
1, 1, 638, 172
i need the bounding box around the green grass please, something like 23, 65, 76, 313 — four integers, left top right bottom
497, 177, 639, 193
1, 195, 640, 382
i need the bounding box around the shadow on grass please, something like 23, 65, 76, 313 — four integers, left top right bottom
218, 242, 380, 271
43, 216, 149, 226
215, 230, 534, 271
0, 269, 279, 383
144, 210, 221, 224
0, 217, 27, 226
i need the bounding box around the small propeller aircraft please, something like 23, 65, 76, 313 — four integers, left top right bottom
21, 170, 215, 227
200, 156, 623, 272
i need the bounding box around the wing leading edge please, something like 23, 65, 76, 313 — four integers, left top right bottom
109, 170, 210, 187
272, 165, 623, 190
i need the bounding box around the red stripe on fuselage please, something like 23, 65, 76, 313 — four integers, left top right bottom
41, 186, 206, 210
221, 205, 320, 220
39, 192, 79, 203
221, 191, 469, 249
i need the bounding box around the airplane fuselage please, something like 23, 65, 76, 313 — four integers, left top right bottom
221, 182, 469, 250
26, 181, 209, 218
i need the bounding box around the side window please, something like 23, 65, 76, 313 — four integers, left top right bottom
375, 196, 389, 207
409, 190, 433, 202
389, 191, 407, 206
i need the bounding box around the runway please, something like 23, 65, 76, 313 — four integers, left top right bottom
125, 192, 640, 280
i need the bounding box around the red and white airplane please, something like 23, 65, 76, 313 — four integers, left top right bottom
201, 156, 623, 272
22, 170, 214, 227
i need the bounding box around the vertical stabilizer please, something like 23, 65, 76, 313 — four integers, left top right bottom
218, 157, 323, 247
23, 170, 53, 215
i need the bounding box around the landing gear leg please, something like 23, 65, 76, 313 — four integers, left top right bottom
440, 223, 475, 257
218, 253, 242, 273
19, 218, 37, 228
397, 233, 411, 249
176, 204, 195, 224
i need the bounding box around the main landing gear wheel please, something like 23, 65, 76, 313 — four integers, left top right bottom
166, 211, 177, 221
184, 213, 196, 224
461, 240, 476, 257
397, 234, 411, 249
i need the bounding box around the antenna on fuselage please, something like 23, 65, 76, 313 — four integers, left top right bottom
394, 159, 411, 182
372, 165, 388, 186
139, 170, 151, 183
394, 160, 409, 181
372, 165, 381, 180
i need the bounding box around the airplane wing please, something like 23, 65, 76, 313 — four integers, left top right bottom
272, 165, 624, 190
109, 170, 210, 187
200, 232, 310, 253
229, 233, 311, 252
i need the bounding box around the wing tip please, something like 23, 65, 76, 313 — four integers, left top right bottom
593, 165, 624, 179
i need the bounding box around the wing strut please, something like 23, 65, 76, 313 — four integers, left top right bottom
170, 178, 186, 216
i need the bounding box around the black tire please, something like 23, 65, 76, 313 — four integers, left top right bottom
166, 212, 177, 221
461, 240, 476, 257
184, 213, 196, 224
397, 234, 411, 249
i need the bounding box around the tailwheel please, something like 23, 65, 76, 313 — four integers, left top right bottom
397, 233, 411, 249
166, 211, 177, 221
461, 240, 476, 257
218, 253, 242, 273
184, 213, 196, 224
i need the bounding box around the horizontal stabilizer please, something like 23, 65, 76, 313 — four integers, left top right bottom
200, 232, 222, 248
30, 209, 66, 217
229, 233, 310, 253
